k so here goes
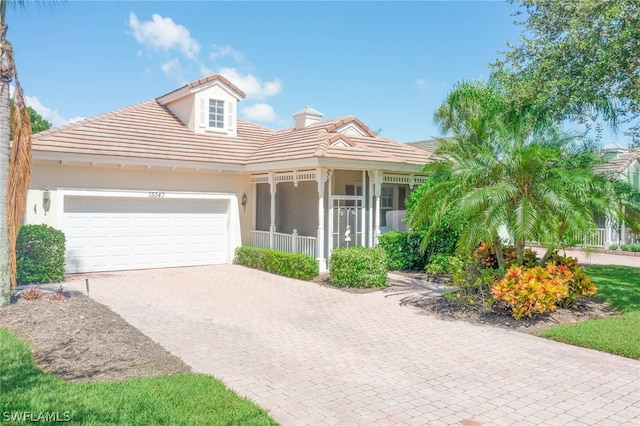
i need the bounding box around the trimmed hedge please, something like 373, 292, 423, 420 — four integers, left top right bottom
378, 231, 425, 270
329, 246, 388, 288
17, 224, 66, 284
234, 246, 318, 281
611, 244, 640, 252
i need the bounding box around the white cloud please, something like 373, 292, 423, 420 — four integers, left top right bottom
24, 94, 84, 127
161, 58, 183, 79
218, 67, 281, 100
241, 103, 277, 122
210, 44, 245, 63
415, 78, 446, 93
128, 13, 200, 60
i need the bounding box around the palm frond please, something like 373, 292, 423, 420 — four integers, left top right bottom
6, 75, 32, 288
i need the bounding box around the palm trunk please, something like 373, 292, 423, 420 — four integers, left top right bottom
493, 234, 505, 270
0, 17, 14, 306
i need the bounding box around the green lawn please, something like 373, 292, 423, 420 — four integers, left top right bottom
540, 265, 640, 359
0, 329, 277, 425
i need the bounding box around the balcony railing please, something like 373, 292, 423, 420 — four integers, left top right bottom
250, 230, 317, 258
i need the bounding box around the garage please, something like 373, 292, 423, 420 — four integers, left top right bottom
62, 191, 236, 273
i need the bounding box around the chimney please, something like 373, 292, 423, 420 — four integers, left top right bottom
293, 106, 323, 130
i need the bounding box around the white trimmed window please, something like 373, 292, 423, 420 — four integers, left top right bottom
208, 99, 225, 129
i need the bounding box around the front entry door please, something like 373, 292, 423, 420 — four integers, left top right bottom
328, 196, 365, 256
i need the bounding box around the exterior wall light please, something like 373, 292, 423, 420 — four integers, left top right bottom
42, 188, 51, 215
241, 193, 248, 211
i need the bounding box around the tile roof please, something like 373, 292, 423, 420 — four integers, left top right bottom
31, 75, 433, 171
32, 100, 270, 166
406, 139, 441, 156
597, 151, 640, 177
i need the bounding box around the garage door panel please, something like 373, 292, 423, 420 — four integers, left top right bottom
63, 195, 230, 273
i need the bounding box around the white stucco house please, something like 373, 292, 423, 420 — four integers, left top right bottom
26, 74, 432, 273
595, 142, 640, 248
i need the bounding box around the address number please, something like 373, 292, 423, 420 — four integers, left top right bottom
149, 192, 165, 198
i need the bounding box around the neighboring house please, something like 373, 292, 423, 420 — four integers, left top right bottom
26, 74, 432, 273
595, 142, 640, 248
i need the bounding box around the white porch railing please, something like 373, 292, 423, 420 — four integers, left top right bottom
250, 230, 317, 258
582, 228, 607, 247
250, 230, 270, 249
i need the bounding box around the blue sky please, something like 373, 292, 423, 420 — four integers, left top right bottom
7, 0, 629, 146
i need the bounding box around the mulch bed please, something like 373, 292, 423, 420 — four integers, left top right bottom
0, 288, 191, 382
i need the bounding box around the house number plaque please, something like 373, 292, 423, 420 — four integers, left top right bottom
148, 192, 165, 198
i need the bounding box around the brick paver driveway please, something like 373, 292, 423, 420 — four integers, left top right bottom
65, 265, 639, 425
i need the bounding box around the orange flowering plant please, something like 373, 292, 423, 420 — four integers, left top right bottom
491, 262, 573, 319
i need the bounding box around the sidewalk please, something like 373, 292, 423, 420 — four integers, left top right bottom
532, 246, 639, 268
564, 250, 639, 267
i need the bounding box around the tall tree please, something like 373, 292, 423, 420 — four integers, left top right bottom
9, 101, 51, 139
412, 81, 625, 268
493, 0, 640, 147
1, 0, 35, 306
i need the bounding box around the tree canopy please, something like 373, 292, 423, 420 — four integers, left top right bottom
9, 101, 51, 139
493, 0, 640, 147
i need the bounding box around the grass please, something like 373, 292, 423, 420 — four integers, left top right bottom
540, 265, 640, 359
0, 329, 277, 425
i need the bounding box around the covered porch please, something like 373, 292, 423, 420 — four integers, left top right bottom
248, 168, 426, 272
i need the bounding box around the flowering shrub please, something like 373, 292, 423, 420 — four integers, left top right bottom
473, 243, 538, 269
550, 253, 597, 307
491, 262, 573, 319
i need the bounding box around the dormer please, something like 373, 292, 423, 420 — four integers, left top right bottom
156, 74, 246, 137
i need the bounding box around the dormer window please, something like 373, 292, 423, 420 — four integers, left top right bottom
209, 99, 225, 129
198, 97, 234, 134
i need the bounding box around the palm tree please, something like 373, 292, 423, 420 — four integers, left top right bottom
1, 0, 35, 306
412, 80, 624, 269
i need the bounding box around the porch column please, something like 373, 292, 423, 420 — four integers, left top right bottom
604, 219, 612, 249
369, 170, 383, 245
367, 172, 374, 247
269, 172, 276, 249
316, 168, 329, 272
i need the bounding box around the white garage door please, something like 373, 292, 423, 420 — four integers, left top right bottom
63, 195, 230, 273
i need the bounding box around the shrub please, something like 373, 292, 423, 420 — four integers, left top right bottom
609, 244, 619, 250
492, 262, 573, 319
48, 285, 66, 301
549, 253, 597, 308
17, 224, 66, 284
449, 261, 502, 311
424, 254, 466, 275
473, 243, 539, 269
329, 246, 388, 288
404, 180, 462, 259
234, 246, 318, 281
424, 253, 450, 275
20, 286, 44, 301
621, 244, 640, 252
378, 231, 425, 270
